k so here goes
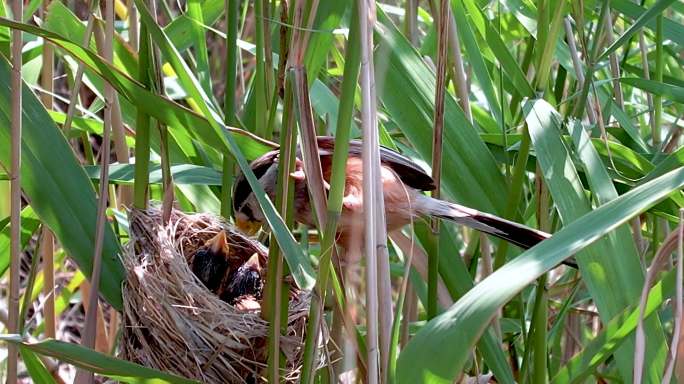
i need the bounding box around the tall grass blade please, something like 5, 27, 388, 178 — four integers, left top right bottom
221, 0, 239, 218
186, 0, 212, 96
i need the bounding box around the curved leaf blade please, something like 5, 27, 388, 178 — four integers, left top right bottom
4, 337, 198, 384
19, 346, 57, 384
0, 56, 125, 309
527, 101, 666, 382
397, 165, 684, 383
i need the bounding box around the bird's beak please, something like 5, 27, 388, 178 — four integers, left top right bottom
207, 230, 229, 255
236, 217, 261, 236
245, 253, 261, 271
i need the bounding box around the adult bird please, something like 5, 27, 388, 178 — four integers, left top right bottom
232, 136, 550, 256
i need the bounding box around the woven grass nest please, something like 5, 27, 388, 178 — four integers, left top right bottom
120, 208, 318, 383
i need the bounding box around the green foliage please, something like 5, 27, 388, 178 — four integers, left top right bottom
1, 0, 683, 382
0, 56, 124, 309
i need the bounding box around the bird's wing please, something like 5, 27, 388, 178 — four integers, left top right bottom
316, 136, 435, 191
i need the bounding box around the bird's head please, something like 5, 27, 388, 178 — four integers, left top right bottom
232, 151, 280, 236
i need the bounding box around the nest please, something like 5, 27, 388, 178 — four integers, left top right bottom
120, 208, 316, 383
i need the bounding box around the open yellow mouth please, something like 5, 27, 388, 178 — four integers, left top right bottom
236, 217, 262, 236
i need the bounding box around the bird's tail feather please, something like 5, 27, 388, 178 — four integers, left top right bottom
416, 196, 550, 250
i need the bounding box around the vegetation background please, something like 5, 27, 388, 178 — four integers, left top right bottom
0, 0, 683, 383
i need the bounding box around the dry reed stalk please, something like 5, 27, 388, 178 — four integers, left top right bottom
79, 280, 111, 353
292, 69, 327, 229
8, 0, 23, 381
128, 0, 138, 50
76, 1, 116, 383
92, 18, 132, 207
634, 223, 684, 383
662, 210, 684, 383
428, 0, 449, 325
447, 8, 472, 123
358, 0, 386, 381
41, 231, 56, 338
564, 18, 597, 124
602, 11, 624, 109
62, 0, 98, 135
40, 0, 57, 342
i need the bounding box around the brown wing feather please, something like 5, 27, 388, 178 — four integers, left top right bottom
316, 136, 435, 191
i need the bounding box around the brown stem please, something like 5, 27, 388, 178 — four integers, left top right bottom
8, 0, 24, 381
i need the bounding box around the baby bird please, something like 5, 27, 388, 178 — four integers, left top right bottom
191, 230, 265, 306
191, 230, 230, 293
220, 253, 263, 305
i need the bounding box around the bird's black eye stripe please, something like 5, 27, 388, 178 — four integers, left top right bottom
241, 205, 253, 220
232, 152, 278, 217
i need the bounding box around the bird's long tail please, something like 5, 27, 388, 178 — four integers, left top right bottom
416, 195, 550, 250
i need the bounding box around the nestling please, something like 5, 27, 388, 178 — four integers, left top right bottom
191, 230, 265, 304
191, 230, 230, 293
220, 253, 263, 305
